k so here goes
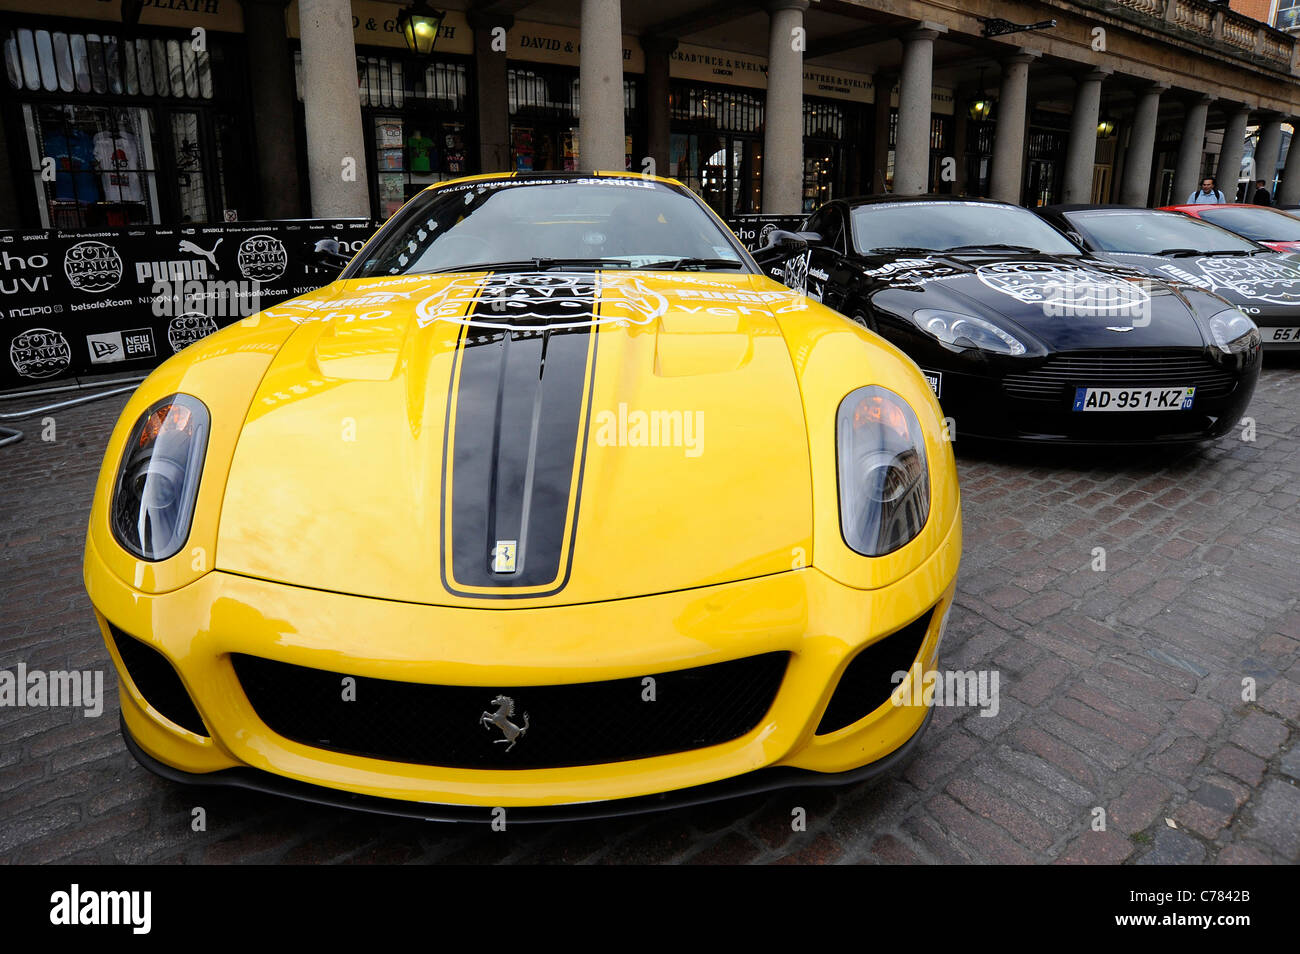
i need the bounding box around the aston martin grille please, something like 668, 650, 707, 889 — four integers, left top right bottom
231, 652, 789, 769
1003, 352, 1237, 402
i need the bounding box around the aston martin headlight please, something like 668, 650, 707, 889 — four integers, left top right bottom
110, 394, 210, 561
913, 309, 1027, 356
1208, 308, 1260, 355
836, 386, 930, 557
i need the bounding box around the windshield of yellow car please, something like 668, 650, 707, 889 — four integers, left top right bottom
348, 177, 755, 276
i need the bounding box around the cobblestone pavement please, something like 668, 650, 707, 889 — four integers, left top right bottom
2, 360, 1298, 864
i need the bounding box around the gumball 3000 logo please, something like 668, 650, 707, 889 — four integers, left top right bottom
64, 241, 123, 293
10, 327, 72, 379
236, 235, 287, 282
167, 313, 219, 353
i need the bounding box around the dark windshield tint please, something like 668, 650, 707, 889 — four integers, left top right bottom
1071, 210, 1259, 253
850, 201, 1081, 255
1196, 206, 1300, 241
350, 177, 751, 276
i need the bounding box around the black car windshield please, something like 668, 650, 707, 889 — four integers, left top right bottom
1069, 210, 1259, 254
1195, 206, 1300, 242
850, 200, 1081, 256
349, 177, 752, 276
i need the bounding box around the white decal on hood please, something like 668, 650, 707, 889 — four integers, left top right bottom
415, 273, 669, 330
1191, 256, 1300, 305
976, 261, 1150, 316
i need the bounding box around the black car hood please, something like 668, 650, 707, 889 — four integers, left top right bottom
1089, 250, 1300, 313
864, 252, 1209, 351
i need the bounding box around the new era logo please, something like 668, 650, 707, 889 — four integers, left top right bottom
86, 328, 155, 365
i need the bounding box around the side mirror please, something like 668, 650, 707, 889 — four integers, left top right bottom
1065, 230, 1087, 248
312, 238, 350, 271
766, 229, 809, 254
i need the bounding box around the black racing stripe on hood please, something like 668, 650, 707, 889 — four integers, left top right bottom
439, 275, 599, 596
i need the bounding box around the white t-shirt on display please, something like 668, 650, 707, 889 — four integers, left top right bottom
93, 131, 144, 203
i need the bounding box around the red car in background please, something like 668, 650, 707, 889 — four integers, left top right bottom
1160, 203, 1300, 252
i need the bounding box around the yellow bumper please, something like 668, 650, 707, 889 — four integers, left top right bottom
85, 513, 959, 811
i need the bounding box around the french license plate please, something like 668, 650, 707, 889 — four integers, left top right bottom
1072, 386, 1195, 412
1262, 325, 1300, 342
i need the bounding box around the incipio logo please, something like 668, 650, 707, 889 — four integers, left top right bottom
64, 241, 123, 293
236, 234, 287, 282
10, 327, 71, 378
167, 312, 218, 353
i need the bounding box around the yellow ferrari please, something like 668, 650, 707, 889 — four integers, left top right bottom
84, 172, 961, 821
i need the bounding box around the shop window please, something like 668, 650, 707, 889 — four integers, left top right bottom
5, 26, 231, 226
22, 103, 160, 228
5, 29, 214, 101
506, 66, 636, 174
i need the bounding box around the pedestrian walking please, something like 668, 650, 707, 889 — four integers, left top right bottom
1186, 178, 1225, 204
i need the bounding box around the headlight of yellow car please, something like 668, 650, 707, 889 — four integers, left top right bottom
836, 385, 930, 556
110, 394, 210, 561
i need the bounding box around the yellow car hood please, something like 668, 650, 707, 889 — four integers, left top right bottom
216, 271, 814, 608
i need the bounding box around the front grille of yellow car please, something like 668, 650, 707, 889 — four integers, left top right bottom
816, 608, 934, 735
230, 652, 789, 769
106, 623, 208, 737
1003, 352, 1236, 402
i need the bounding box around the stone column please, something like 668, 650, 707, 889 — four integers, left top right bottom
1216, 103, 1250, 202
1277, 120, 1300, 204
762, 0, 809, 213
988, 52, 1035, 205
239, 0, 301, 218
1062, 69, 1109, 204
894, 25, 945, 195
871, 71, 895, 192
298, 0, 369, 217
1120, 82, 1167, 207
579, 0, 626, 170
1255, 116, 1283, 191
641, 35, 677, 178
470, 12, 513, 174
1172, 94, 1213, 204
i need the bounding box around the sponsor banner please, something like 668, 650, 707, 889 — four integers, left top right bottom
0, 219, 376, 392
726, 214, 807, 252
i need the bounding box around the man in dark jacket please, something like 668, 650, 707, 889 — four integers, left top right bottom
1253, 179, 1273, 205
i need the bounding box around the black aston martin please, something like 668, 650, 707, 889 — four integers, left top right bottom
755, 196, 1261, 444
1036, 204, 1300, 351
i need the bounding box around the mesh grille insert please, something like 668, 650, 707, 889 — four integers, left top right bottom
232, 651, 789, 769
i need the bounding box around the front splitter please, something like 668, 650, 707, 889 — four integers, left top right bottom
121, 708, 934, 825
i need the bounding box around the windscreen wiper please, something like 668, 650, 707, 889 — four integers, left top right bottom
649, 257, 747, 270
940, 243, 1041, 254
422, 257, 637, 274
1152, 248, 1203, 257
